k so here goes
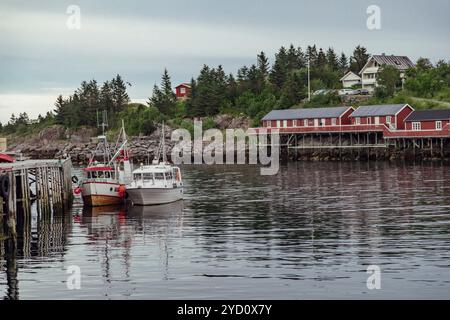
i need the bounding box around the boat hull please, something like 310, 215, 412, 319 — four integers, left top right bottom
81, 182, 123, 207
82, 194, 123, 206
127, 187, 183, 205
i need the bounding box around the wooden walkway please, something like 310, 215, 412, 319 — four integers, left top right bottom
0, 158, 73, 240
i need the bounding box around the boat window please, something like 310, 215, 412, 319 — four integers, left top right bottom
166, 172, 173, 180
110, 172, 115, 179
134, 173, 142, 180
97, 171, 104, 178
87, 172, 92, 179
91, 171, 97, 178
154, 172, 165, 180
143, 173, 153, 181
104, 171, 111, 179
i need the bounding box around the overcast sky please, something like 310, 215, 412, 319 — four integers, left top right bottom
0, 0, 449, 123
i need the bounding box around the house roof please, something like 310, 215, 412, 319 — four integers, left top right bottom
361, 55, 415, 73
405, 109, 450, 122
262, 106, 352, 121
176, 83, 191, 88
350, 104, 412, 117
0, 153, 14, 163
340, 71, 361, 81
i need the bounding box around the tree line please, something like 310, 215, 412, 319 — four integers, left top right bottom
1, 44, 449, 136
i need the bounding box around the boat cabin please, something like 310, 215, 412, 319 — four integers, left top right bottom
84, 166, 116, 180
131, 165, 182, 187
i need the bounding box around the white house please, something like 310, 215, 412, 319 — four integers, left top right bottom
340, 71, 361, 88
360, 54, 414, 92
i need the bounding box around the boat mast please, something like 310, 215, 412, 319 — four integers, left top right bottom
162, 121, 166, 163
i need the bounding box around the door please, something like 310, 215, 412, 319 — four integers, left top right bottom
374, 116, 380, 125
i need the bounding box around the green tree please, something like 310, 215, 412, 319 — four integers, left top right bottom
350, 45, 370, 73
338, 53, 348, 72
326, 48, 339, 70
270, 46, 288, 89
377, 65, 401, 97
149, 69, 176, 115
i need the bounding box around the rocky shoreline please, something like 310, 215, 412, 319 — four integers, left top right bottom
6, 115, 252, 164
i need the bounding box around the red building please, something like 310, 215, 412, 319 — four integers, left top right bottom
175, 83, 191, 99
261, 106, 354, 128
349, 104, 413, 130
404, 109, 450, 131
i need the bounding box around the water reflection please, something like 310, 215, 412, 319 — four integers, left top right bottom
1, 163, 450, 299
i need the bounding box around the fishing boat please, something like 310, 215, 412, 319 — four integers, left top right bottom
75, 119, 132, 207
126, 123, 183, 206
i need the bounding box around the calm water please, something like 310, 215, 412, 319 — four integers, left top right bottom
1, 162, 450, 299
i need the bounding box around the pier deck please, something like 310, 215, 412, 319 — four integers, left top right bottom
0, 158, 73, 240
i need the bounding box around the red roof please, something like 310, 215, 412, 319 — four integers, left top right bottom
0, 153, 14, 163
175, 83, 191, 88
84, 166, 113, 171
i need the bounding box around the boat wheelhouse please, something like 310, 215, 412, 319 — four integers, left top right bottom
126, 163, 183, 206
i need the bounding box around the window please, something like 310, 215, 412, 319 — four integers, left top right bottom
321, 118, 326, 126
154, 172, 165, 180
436, 121, 442, 130
386, 116, 391, 124
97, 171, 104, 178
331, 118, 337, 126
314, 119, 319, 127
133, 173, 142, 180
283, 120, 287, 128
180, 87, 186, 94
412, 122, 421, 130
355, 117, 361, 125
166, 172, 173, 180
143, 173, 153, 181
91, 171, 97, 179
277, 120, 281, 128
104, 171, 110, 179
304, 119, 308, 127
87, 172, 92, 179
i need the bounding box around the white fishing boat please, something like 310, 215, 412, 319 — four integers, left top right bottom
126, 123, 183, 206
75, 117, 132, 207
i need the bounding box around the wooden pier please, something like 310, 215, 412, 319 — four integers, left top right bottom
0, 159, 73, 241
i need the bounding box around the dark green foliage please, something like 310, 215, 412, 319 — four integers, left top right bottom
185, 65, 228, 117
149, 68, 177, 115
118, 103, 162, 136
405, 59, 450, 99
376, 65, 401, 97
350, 45, 370, 73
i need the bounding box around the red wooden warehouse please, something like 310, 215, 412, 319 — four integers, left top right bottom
261, 106, 354, 128
404, 109, 450, 131
349, 104, 414, 130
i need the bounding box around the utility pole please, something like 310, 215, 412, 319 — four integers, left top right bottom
307, 57, 311, 101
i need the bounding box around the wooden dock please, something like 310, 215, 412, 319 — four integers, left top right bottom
0, 159, 73, 241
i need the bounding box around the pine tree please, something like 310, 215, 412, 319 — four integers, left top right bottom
326, 48, 339, 70
306, 45, 318, 67
257, 51, 270, 80
338, 53, 348, 72
350, 45, 370, 73
149, 69, 176, 115
269, 46, 288, 89
317, 48, 327, 68
111, 74, 130, 113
